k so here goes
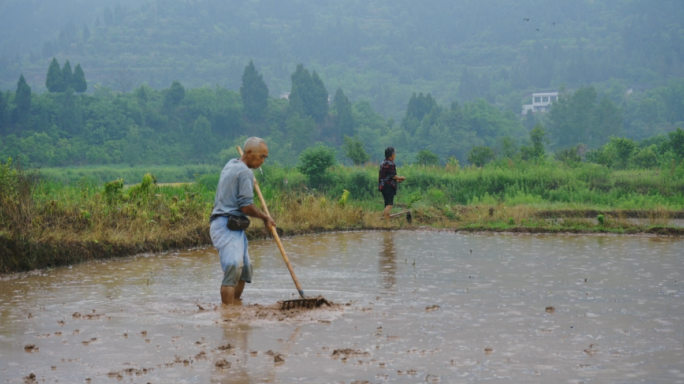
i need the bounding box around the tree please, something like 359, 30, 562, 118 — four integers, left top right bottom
416, 149, 440, 166
72, 64, 87, 93
61, 61, 73, 91
287, 114, 316, 153
46, 57, 63, 93
310, 71, 329, 122
0, 91, 7, 130
298, 144, 336, 185
15, 75, 31, 116
113, 65, 136, 93
342, 135, 370, 165
594, 97, 623, 144
668, 128, 684, 160
333, 88, 354, 138
289, 64, 328, 122
240, 60, 269, 120
164, 81, 185, 108
191, 115, 213, 157
83, 24, 91, 41
467, 146, 494, 167
608, 137, 636, 168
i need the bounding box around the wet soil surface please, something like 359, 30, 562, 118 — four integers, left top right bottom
1, 231, 683, 383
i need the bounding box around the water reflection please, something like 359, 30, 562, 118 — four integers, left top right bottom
1, 232, 683, 383
379, 232, 397, 290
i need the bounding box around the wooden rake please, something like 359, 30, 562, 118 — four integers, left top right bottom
237, 146, 331, 310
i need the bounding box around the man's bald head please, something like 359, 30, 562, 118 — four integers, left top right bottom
241, 137, 268, 169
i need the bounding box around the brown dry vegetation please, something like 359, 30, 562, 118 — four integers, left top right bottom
2, 159, 684, 274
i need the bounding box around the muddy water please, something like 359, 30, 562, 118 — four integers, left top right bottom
1, 232, 683, 383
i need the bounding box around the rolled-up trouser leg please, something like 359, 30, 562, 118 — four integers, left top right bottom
210, 217, 253, 287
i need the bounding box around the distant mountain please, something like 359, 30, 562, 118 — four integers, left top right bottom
1, 0, 683, 117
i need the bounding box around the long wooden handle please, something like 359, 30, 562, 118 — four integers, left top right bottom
236, 146, 306, 298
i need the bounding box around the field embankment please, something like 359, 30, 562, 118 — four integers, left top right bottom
1, 160, 683, 273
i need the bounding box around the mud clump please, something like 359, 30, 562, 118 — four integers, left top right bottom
222, 302, 341, 324
24, 344, 38, 352
274, 353, 285, 363
217, 344, 233, 351
23, 373, 37, 384
584, 343, 599, 356
331, 349, 370, 359
215, 358, 231, 369
545, 306, 556, 314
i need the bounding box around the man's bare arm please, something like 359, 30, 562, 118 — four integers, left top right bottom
240, 204, 276, 229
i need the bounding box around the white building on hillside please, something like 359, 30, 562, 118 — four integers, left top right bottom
522, 92, 558, 115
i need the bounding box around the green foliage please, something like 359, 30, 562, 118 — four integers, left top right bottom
333, 88, 354, 138
61, 61, 73, 91
342, 135, 370, 166
240, 60, 269, 121
46, 57, 63, 93
191, 115, 213, 158
597, 214, 605, 226
297, 144, 336, 186
15, 75, 31, 115
669, 128, 684, 159
164, 81, 185, 108
467, 146, 494, 167
72, 64, 87, 93
103, 178, 123, 205
520, 122, 547, 160
548, 87, 622, 149
416, 149, 440, 166
338, 189, 350, 206
555, 146, 582, 164
289, 65, 328, 123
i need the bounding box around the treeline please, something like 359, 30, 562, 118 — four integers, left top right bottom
0, 58, 682, 169
2, 0, 684, 119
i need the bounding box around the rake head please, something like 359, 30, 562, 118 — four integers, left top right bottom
280, 295, 331, 310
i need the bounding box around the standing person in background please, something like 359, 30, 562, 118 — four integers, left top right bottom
209, 137, 276, 305
378, 147, 406, 224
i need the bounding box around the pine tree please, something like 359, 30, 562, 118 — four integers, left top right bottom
83, 24, 91, 41
310, 71, 329, 122
0, 91, 7, 129
62, 61, 73, 91
15, 74, 32, 115
72, 64, 87, 93
333, 88, 354, 138
240, 60, 269, 120
46, 57, 63, 93
164, 81, 185, 108
290, 64, 312, 117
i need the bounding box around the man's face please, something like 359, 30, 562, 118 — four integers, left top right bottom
244, 143, 269, 169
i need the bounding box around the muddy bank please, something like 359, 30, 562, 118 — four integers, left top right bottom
3, 211, 684, 274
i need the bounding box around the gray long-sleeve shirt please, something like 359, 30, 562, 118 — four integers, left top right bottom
211, 159, 254, 218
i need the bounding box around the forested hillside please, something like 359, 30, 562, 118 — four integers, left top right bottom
0, 0, 683, 168
2, 0, 683, 118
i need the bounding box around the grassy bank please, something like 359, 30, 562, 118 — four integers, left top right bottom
1, 159, 683, 273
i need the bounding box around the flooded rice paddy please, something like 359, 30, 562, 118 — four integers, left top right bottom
1, 231, 683, 383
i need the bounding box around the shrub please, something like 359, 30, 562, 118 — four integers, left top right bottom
467, 146, 495, 167
416, 149, 440, 166
297, 145, 337, 186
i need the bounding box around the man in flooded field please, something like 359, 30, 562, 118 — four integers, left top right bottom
379, 146, 406, 224
210, 137, 276, 305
